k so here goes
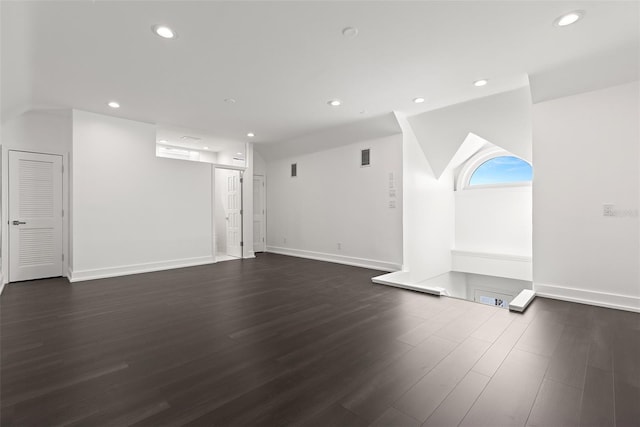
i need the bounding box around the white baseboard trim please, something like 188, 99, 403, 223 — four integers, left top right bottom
266, 246, 401, 272
534, 282, 640, 313
68, 256, 216, 283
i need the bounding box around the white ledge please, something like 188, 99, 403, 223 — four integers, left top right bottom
451, 249, 532, 262
509, 289, 536, 312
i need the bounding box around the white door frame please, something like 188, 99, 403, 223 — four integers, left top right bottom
1, 146, 69, 285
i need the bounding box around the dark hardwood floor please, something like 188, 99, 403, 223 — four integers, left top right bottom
2, 253, 639, 426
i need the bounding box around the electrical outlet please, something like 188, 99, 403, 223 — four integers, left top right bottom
603, 204, 615, 217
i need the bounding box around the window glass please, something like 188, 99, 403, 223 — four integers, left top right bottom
469, 156, 532, 186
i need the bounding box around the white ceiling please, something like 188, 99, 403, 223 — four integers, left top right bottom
2, 1, 638, 146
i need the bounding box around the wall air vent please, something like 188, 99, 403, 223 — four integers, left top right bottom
291, 163, 297, 177
180, 135, 202, 142
361, 148, 371, 167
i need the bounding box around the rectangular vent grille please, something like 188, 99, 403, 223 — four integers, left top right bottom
291, 163, 297, 177
19, 228, 55, 266
361, 149, 371, 167
19, 159, 54, 218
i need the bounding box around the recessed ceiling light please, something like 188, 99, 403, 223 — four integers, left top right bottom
413, 97, 425, 104
342, 27, 359, 38
203, 146, 209, 150
247, 132, 255, 138
152, 24, 176, 39
107, 101, 120, 108
554, 10, 584, 27
224, 98, 237, 104
236, 152, 243, 156
158, 139, 168, 143
328, 99, 342, 107
473, 79, 488, 87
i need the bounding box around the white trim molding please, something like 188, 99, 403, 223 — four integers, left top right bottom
68, 256, 216, 282
0, 272, 4, 295
371, 271, 446, 296
534, 282, 640, 313
509, 289, 536, 312
266, 246, 401, 272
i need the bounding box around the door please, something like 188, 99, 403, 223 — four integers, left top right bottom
253, 175, 266, 253
226, 171, 242, 258
9, 151, 63, 282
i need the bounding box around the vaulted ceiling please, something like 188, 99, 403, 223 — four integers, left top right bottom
2, 1, 638, 147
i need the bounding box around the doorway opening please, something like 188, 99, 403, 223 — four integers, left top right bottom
214, 168, 243, 262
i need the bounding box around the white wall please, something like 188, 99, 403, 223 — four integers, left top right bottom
254, 149, 267, 176
1, 109, 72, 283
532, 81, 639, 311
1, 109, 71, 153
455, 186, 532, 256
70, 110, 215, 281
396, 112, 455, 280
396, 114, 454, 280
266, 134, 403, 271
243, 143, 255, 258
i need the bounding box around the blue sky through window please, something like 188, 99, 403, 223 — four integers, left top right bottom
469, 156, 532, 186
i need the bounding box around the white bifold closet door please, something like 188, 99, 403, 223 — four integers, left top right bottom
9, 151, 63, 282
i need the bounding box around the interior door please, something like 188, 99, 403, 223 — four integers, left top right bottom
9, 151, 63, 282
253, 175, 265, 253
226, 171, 242, 258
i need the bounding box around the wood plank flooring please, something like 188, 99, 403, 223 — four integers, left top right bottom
1, 253, 639, 426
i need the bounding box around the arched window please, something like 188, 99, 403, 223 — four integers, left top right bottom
456, 148, 532, 190
469, 156, 532, 186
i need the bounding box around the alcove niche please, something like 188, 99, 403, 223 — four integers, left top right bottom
374, 87, 535, 311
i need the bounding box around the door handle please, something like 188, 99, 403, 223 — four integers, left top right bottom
12, 220, 26, 225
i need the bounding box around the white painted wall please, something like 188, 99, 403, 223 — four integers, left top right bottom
70, 110, 215, 281
241, 143, 255, 258
396, 112, 455, 280
266, 134, 402, 270
254, 149, 267, 176
1, 109, 71, 153
408, 87, 533, 178
455, 186, 532, 256
0, 109, 72, 283
532, 81, 639, 311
